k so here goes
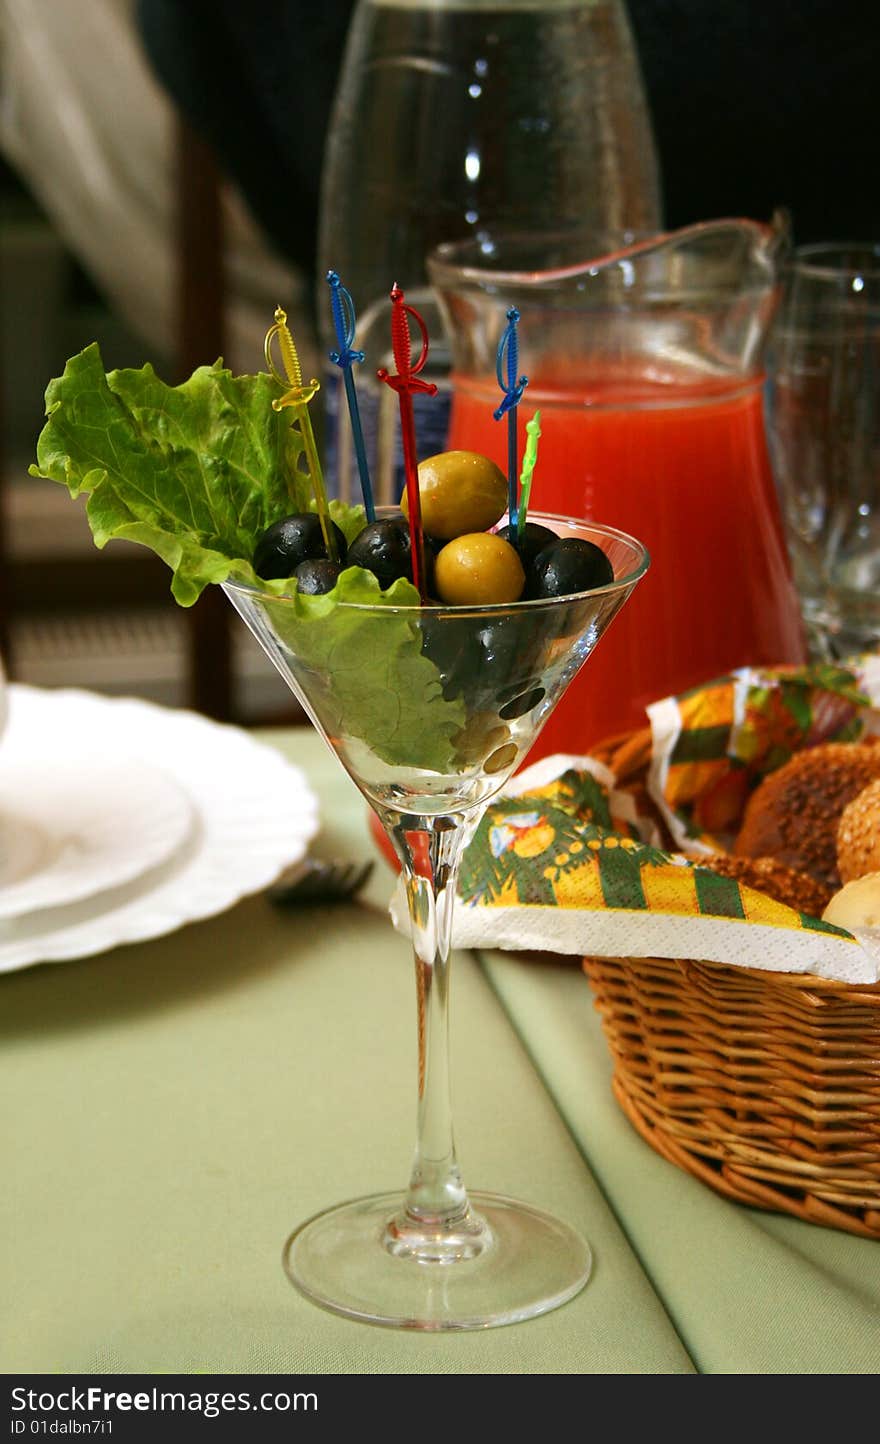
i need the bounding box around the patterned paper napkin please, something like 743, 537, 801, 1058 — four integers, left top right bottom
391, 658, 880, 984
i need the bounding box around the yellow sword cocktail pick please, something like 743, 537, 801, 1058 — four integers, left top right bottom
264, 305, 337, 561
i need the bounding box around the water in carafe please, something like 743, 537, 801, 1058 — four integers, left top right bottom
317, 0, 661, 503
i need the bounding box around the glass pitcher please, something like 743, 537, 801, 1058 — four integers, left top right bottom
428, 218, 807, 756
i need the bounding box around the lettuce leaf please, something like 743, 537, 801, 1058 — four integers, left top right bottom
31, 343, 467, 771
252, 567, 466, 772
30, 343, 363, 605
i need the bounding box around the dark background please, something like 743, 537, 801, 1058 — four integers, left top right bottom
136, 0, 877, 286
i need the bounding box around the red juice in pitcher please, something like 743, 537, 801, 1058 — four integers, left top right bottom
448, 374, 806, 758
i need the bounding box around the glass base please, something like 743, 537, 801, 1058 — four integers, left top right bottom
282, 1190, 592, 1331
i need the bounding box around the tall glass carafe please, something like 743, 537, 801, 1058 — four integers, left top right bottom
317, 0, 661, 504
429, 218, 808, 756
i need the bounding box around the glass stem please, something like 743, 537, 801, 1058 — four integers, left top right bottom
380, 808, 489, 1263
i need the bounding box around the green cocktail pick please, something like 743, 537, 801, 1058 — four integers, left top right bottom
516, 410, 542, 542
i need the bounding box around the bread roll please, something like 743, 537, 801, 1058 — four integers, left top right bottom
822, 872, 880, 931
734, 744, 880, 889
696, 853, 832, 918
836, 778, 880, 883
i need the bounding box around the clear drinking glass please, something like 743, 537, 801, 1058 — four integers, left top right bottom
224, 510, 648, 1330
767, 243, 880, 660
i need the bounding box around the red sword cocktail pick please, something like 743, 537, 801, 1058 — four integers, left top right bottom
377, 285, 437, 603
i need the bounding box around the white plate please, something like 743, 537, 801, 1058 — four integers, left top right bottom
0, 757, 194, 920
0, 686, 320, 974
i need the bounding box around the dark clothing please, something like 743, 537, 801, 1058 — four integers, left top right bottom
136, 0, 353, 275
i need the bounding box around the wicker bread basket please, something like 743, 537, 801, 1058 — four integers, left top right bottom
584, 728, 880, 1240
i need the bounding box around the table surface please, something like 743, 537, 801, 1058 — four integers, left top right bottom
2, 726, 879, 1376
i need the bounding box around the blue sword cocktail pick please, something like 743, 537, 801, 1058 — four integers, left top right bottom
493, 306, 529, 531
326, 269, 375, 522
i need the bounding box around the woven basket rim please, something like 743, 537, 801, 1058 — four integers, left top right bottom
584, 953, 880, 1239
583, 725, 880, 1238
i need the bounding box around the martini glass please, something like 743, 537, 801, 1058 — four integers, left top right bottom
223, 510, 648, 1330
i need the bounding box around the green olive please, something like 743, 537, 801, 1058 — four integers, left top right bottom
434, 533, 525, 606
403, 450, 508, 540
450, 711, 512, 766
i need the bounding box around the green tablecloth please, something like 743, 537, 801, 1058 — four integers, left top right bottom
2, 728, 878, 1374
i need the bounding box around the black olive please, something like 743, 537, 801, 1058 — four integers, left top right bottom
253, 513, 347, 581
496, 521, 559, 572
347, 516, 436, 592
295, 558, 344, 595
526, 538, 614, 599
476, 615, 523, 673
346, 517, 413, 588
498, 684, 546, 720
420, 621, 482, 701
